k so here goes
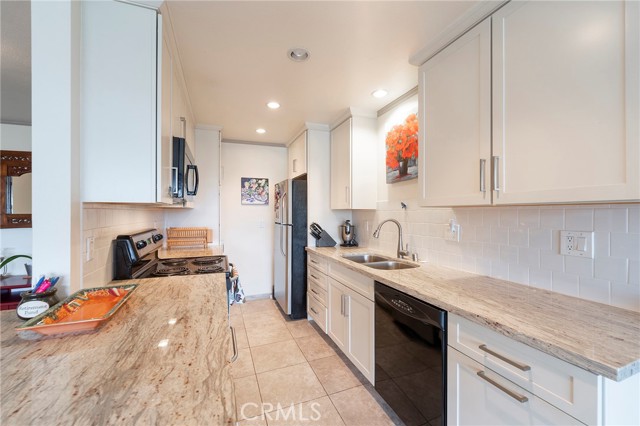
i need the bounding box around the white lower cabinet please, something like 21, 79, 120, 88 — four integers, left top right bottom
448, 348, 582, 425
328, 276, 374, 384
448, 313, 640, 425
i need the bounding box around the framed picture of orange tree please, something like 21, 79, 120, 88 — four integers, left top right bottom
385, 111, 418, 183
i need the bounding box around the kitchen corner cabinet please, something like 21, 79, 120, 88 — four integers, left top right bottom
327, 262, 375, 384
288, 131, 307, 179
448, 313, 640, 425
81, 1, 171, 204
330, 115, 377, 210
419, 0, 640, 206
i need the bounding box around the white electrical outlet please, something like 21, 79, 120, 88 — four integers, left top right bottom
560, 230, 594, 258
86, 236, 95, 261
444, 220, 461, 242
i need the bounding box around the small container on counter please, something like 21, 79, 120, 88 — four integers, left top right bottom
16, 288, 60, 320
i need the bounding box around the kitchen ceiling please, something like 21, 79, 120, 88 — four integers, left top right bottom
166, 0, 478, 145
0, 1, 479, 142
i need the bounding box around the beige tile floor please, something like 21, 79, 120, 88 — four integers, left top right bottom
230, 298, 401, 425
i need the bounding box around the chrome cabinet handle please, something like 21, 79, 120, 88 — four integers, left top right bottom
311, 288, 319, 295
310, 259, 319, 264
477, 371, 528, 403
480, 159, 486, 193
230, 326, 238, 363
310, 274, 319, 280
479, 344, 531, 371
492, 156, 500, 192
310, 306, 319, 315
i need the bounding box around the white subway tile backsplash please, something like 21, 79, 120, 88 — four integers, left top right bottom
518, 208, 540, 228
628, 206, 640, 233
594, 208, 627, 233
540, 209, 564, 229
565, 209, 594, 231
355, 202, 640, 311
610, 283, 640, 311
594, 257, 628, 283
565, 256, 594, 277
540, 251, 564, 272
610, 233, 640, 259
529, 228, 552, 250
578, 277, 611, 304
529, 268, 553, 290
551, 271, 580, 297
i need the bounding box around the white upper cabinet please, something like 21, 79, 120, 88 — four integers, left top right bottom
419, 18, 491, 206
330, 114, 377, 210
492, 0, 639, 204
288, 131, 307, 179
158, 36, 174, 204
82, 1, 165, 203
419, 0, 639, 206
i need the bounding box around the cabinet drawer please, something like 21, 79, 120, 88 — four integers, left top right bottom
307, 254, 328, 274
307, 293, 327, 333
449, 314, 597, 424
308, 277, 327, 305
328, 262, 374, 301
448, 347, 585, 425
307, 267, 327, 291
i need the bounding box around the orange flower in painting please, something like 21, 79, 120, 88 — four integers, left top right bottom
386, 113, 418, 169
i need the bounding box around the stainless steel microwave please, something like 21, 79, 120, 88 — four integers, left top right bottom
172, 137, 199, 202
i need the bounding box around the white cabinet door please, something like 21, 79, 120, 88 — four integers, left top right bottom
81, 1, 159, 203
172, 70, 186, 140
448, 348, 584, 426
419, 18, 491, 207
328, 278, 348, 352
492, 0, 640, 204
158, 36, 173, 204
288, 132, 307, 179
346, 289, 374, 383
330, 119, 352, 209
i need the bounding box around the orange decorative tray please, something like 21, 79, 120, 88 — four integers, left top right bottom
15, 284, 138, 337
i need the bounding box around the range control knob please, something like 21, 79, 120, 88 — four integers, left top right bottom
136, 240, 147, 250
152, 234, 163, 243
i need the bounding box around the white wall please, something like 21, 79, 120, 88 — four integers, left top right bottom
165, 126, 221, 243
353, 96, 640, 312
0, 124, 32, 276
31, 1, 82, 296
221, 142, 287, 296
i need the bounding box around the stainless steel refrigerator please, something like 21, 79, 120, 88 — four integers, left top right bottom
273, 176, 307, 319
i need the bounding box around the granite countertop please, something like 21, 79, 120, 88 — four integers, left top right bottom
158, 246, 224, 259
307, 246, 640, 382
0, 275, 235, 425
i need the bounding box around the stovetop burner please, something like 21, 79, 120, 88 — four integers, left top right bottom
161, 259, 188, 267
194, 266, 225, 274
153, 266, 190, 277
191, 257, 224, 266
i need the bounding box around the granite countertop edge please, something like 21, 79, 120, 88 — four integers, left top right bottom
306, 246, 640, 382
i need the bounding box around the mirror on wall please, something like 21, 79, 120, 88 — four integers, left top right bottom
1, 150, 32, 228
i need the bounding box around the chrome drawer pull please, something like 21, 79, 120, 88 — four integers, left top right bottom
479, 344, 531, 371
310, 259, 319, 264
477, 371, 528, 403
311, 288, 319, 295
310, 306, 319, 315
230, 326, 238, 363
310, 274, 319, 280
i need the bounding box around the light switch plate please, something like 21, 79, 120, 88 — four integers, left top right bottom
86, 236, 95, 262
560, 230, 594, 258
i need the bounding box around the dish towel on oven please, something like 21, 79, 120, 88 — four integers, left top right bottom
229, 264, 245, 305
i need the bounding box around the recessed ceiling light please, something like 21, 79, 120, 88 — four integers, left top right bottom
256, 128, 266, 134
287, 47, 310, 62
267, 101, 280, 109
372, 89, 388, 98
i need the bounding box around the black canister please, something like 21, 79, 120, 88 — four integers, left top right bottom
16, 288, 59, 320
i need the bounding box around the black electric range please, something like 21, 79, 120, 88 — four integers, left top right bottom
113, 229, 229, 280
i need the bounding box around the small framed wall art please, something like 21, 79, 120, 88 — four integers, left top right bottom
241, 177, 269, 205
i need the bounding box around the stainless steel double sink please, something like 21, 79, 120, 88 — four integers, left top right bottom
341, 253, 419, 270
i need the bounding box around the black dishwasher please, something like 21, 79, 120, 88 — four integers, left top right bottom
374, 282, 446, 426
